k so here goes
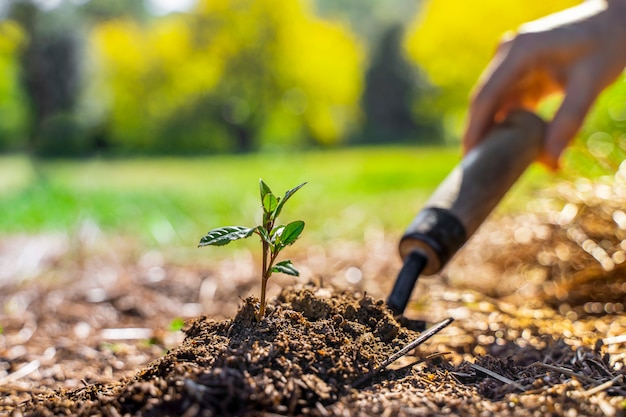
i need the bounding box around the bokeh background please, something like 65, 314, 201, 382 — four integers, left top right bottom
1, 0, 624, 154
0, 0, 625, 246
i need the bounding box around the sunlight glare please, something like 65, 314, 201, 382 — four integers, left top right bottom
33, 0, 64, 12
144, 0, 197, 15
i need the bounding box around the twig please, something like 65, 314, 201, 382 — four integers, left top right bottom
468, 363, 525, 391
583, 375, 624, 397
378, 318, 454, 370
534, 362, 598, 384
0, 360, 40, 385
423, 351, 452, 362
602, 334, 626, 345
352, 317, 454, 388
389, 351, 453, 375
0, 385, 47, 395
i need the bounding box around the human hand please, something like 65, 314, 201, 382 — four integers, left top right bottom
463, 0, 626, 169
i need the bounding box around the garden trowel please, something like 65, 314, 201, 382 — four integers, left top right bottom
387, 110, 546, 316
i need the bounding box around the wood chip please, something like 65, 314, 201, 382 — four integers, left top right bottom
468, 363, 525, 391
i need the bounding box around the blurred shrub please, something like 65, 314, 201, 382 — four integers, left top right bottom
0, 19, 27, 151
88, 0, 364, 154
33, 113, 91, 157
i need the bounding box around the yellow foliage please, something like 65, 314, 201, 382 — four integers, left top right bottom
0, 20, 27, 145
196, 0, 364, 145
407, 0, 580, 87
404, 0, 580, 132
91, 19, 148, 75
272, 0, 364, 144
89, 0, 364, 149
0, 20, 26, 54
89, 16, 224, 145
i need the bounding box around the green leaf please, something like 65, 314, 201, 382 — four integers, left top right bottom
262, 193, 278, 215
268, 225, 285, 254
198, 226, 255, 247
270, 224, 284, 240
168, 317, 185, 332
275, 182, 307, 217
272, 260, 299, 276
259, 179, 272, 201
256, 225, 272, 245
278, 220, 305, 246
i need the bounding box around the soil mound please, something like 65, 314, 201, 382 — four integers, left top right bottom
19, 286, 421, 416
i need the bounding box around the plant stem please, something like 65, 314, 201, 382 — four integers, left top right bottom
259, 239, 269, 320
258, 214, 274, 320
259, 250, 280, 320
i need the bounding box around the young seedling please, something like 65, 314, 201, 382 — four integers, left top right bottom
198, 179, 306, 320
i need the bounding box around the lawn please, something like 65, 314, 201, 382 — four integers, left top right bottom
0, 147, 550, 247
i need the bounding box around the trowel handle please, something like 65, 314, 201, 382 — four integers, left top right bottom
399, 110, 546, 275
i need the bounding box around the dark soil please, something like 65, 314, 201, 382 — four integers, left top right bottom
11, 284, 626, 417
14, 286, 418, 416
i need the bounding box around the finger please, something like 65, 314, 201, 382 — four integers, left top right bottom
542, 68, 600, 169
464, 36, 535, 153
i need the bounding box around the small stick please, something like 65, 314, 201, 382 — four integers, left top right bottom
0, 360, 40, 385
602, 335, 626, 345
583, 375, 624, 397
0, 385, 47, 395
378, 318, 454, 370
468, 363, 525, 391
423, 351, 452, 362
352, 317, 454, 388
389, 351, 453, 375
534, 362, 598, 384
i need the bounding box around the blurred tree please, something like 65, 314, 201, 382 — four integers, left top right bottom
80, 0, 148, 21
404, 0, 579, 140
10, 1, 87, 157
357, 23, 441, 145
0, 0, 159, 156
89, 0, 364, 154
313, 0, 420, 42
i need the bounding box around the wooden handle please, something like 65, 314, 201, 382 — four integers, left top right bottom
399, 110, 546, 274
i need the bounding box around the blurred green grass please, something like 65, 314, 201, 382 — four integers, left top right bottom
0, 147, 551, 247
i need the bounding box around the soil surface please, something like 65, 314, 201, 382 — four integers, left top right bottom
2, 176, 626, 416
6, 282, 626, 417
